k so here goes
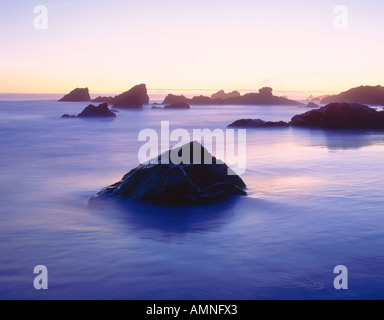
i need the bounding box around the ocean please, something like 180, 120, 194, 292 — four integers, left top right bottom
0, 100, 383, 299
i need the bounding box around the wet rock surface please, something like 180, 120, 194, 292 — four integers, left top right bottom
89, 142, 247, 206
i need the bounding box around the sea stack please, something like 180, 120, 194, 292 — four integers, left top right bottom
59, 88, 91, 102
89, 141, 247, 206
113, 84, 149, 109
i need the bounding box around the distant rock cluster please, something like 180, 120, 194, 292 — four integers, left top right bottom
59, 84, 149, 109
161, 88, 302, 106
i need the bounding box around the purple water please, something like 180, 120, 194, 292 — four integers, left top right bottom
0, 100, 383, 300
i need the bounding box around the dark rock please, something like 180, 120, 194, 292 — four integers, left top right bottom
164, 102, 191, 109
162, 94, 189, 105
61, 114, 77, 119
162, 88, 302, 106
92, 96, 115, 104
211, 90, 241, 100
62, 103, 116, 119
59, 88, 91, 102
225, 89, 302, 106
228, 119, 289, 128
321, 85, 384, 105
290, 102, 384, 129
259, 87, 273, 96
306, 102, 320, 109
113, 84, 149, 109
89, 141, 247, 206
190, 95, 212, 105
77, 103, 116, 118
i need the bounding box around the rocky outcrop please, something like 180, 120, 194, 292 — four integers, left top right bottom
161, 88, 302, 106
61, 103, 116, 119
190, 95, 212, 105
59, 88, 91, 102
162, 94, 189, 105
228, 119, 289, 128
89, 141, 247, 206
164, 102, 191, 109
92, 96, 115, 104
306, 102, 320, 109
321, 85, 384, 105
259, 87, 273, 96
290, 103, 384, 129
113, 84, 149, 108
227, 103, 384, 130
225, 92, 301, 106
211, 90, 241, 100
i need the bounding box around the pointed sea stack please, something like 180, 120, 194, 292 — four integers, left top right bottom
89, 141, 247, 206
113, 84, 149, 109
59, 88, 91, 102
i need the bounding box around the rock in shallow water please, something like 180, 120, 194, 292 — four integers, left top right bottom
89, 141, 247, 206
227, 119, 289, 128
290, 102, 384, 129
61, 103, 116, 119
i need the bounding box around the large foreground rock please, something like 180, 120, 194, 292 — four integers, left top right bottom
89, 141, 247, 206
59, 88, 91, 102
290, 103, 384, 129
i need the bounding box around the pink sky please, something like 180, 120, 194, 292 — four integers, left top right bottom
1, 0, 384, 99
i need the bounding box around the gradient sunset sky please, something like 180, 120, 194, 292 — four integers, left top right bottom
1, 0, 384, 98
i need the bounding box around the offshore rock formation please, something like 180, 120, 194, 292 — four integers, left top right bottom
91, 84, 149, 108
92, 96, 115, 104
164, 102, 191, 109
61, 103, 116, 119
89, 141, 247, 206
59, 88, 91, 102
321, 85, 384, 105
290, 103, 384, 129
227, 119, 289, 128
113, 84, 149, 108
162, 94, 189, 105
151, 102, 191, 110
161, 88, 302, 106
228, 103, 384, 130
211, 90, 241, 100
306, 102, 320, 109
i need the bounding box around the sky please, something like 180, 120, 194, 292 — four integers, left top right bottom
1, 0, 384, 98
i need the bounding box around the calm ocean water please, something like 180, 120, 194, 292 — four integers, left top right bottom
0, 100, 383, 300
